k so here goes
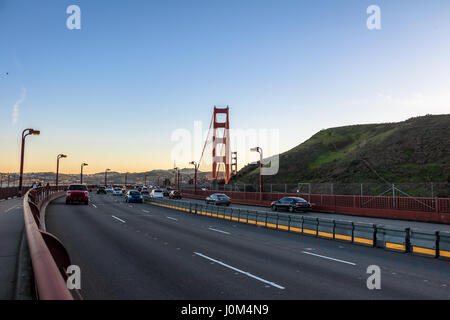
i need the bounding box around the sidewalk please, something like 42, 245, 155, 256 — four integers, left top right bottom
0, 198, 32, 300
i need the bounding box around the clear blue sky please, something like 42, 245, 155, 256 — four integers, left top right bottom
1, 0, 449, 173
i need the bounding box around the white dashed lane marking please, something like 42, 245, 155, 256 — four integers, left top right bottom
112, 215, 126, 223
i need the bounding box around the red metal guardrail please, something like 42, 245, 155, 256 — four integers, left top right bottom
23, 186, 75, 300
180, 188, 450, 224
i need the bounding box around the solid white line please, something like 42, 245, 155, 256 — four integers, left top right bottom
142, 210, 150, 213
193, 252, 285, 290
167, 216, 178, 221
208, 227, 231, 235
302, 251, 356, 266
92, 204, 97, 208
5, 205, 20, 213
112, 215, 126, 223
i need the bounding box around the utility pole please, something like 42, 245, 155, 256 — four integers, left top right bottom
56, 154, 67, 186
80, 163, 88, 184
250, 147, 263, 201
18, 128, 40, 196
189, 161, 199, 194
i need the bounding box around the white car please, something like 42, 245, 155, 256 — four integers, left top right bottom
113, 188, 122, 196
105, 187, 114, 193
150, 189, 164, 198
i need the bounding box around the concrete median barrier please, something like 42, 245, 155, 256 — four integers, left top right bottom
302, 216, 318, 236
256, 212, 267, 227
334, 220, 353, 242
238, 210, 248, 223
266, 213, 278, 229
231, 208, 240, 222
410, 229, 438, 258
438, 231, 450, 260
289, 215, 303, 233
247, 210, 258, 225
277, 214, 290, 231
353, 222, 376, 247
317, 218, 335, 239
223, 207, 232, 220
376, 225, 409, 253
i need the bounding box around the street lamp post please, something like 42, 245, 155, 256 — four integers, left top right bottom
250, 147, 263, 202
56, 154, 67, 186
144, 174, 150, 187
174, 167, 179, 189
124, 172, 128, 186
105, 168, 111, 187
18, 128, 40, 196
189, 161, 199, 194
80, 163, 88, 184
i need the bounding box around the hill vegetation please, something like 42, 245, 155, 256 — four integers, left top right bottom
233, 115, 450, 192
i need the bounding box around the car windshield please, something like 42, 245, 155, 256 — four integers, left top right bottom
129, 191, 141, 195
69, 185, 88, 191
154, 190, 163, 193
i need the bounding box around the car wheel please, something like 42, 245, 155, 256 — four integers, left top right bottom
85, 201, 89, 205
66, 200, 70, 205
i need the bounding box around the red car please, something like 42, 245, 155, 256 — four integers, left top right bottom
66, 184, 89, 205
169, 190, 182, 199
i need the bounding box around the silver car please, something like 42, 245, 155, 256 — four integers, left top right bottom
205, 193, 231, 206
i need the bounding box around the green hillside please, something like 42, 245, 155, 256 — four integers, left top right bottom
233, 114, 450, 189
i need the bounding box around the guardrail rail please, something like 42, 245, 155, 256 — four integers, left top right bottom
23, 186, 75, 300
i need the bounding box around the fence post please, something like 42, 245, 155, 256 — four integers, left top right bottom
435, 197, 439, 213
392, 184, 396, 209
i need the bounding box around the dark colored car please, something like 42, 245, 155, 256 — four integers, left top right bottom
97, 186, 107, 194
66, 184, 89, 205
169, 190, 182, 199
125, 190, 143, 203
270, 197, 311, 213
205, 193, 231, 206
141, 190, 150, 197
162, 189, 170, 197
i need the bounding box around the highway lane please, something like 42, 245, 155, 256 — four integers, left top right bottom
0, 197, 25, 299
45, 193, 450, 299
175, 196, 450, 232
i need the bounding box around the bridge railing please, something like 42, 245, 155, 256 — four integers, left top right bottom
0, 187, 29, 200
23, 186, 75, 300
180, 188, 450, 223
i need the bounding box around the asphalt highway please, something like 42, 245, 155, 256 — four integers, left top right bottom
0, 197, 25, 299
45, 193, 450, 300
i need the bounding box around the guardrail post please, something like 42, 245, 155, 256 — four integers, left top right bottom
435, 197, 439, 214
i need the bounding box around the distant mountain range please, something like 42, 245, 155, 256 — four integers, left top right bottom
0, 168, 211, 187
